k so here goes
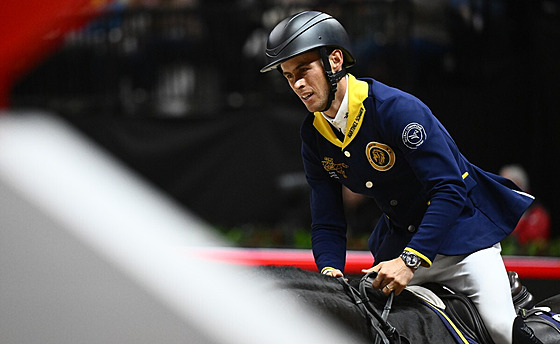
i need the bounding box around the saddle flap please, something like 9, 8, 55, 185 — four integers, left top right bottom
421, 283, 494, 344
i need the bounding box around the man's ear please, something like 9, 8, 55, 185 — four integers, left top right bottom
329, 49, 344, 72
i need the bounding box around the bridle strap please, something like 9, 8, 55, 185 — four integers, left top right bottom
338, 271, 400, 344
338, 276, 390, 344
359, 272, 397, 344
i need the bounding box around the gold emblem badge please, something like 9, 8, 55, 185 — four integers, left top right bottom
366, 142, 395, 171
321, 156, 348, 179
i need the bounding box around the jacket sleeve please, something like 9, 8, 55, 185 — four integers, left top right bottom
301, 130, 347, 272
385, 97, 468, 265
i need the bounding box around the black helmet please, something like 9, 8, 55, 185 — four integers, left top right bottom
260, 11, 355, 73
260, 11, 355, 112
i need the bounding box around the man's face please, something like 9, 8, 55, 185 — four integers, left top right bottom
280, 51, 329, 113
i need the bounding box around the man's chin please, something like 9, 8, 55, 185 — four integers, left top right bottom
303, 102, 324, 113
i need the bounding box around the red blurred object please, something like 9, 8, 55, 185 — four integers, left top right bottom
0, 0, 110, 108
513, 204, 551, 244
503, 256, 560, 279
196, 247, 374, 273
196, 247, 560, 279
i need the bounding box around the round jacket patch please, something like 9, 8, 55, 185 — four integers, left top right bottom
402, 122, 426, 149
366, 142, 395, 171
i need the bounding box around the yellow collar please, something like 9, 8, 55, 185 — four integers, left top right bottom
312, 74, 369, 149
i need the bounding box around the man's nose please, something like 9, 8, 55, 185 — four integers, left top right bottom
294, 77, 306, 89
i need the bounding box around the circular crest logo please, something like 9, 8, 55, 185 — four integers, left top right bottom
402, 122, 426, 149
366, 142, 395, 172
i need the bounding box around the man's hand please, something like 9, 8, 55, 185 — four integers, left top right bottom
362, 257, 414, 296
324, 268, 344, 278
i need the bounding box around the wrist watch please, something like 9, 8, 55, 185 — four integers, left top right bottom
400, 251, 421, 270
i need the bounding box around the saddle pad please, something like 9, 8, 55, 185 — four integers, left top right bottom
420, 299, 479, 344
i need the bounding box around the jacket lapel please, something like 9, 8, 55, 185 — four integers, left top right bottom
312, 74, 369, 149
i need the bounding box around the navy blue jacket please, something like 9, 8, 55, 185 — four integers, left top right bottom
301, 75, 534, 273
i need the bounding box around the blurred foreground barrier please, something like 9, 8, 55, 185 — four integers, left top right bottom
0, 112, 363, 344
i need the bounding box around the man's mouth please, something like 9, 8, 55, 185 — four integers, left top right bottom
301, 92, 313, 101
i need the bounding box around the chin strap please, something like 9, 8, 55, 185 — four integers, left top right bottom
319, 47, 346, 112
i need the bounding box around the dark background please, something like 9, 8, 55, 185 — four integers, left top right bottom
10, 0, 560, 251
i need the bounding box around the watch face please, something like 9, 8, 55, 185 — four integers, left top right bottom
402, 252, 419, 267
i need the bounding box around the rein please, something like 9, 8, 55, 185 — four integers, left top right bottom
338, 271, 401, 344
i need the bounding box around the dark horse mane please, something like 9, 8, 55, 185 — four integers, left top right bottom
256, 265, 456, 343
257, 265, 373, 335
255, 266, 560, 344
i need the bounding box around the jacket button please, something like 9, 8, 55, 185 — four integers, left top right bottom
407, 225, 416, 233
390, 200, 398, 206
344, 151, 351, 157
365, 181, 373, 188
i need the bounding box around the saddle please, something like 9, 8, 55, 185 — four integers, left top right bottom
341, 270, 557, 344
519, 298, 560, 344
420, 282, 494, 344
421, 271, 537, 344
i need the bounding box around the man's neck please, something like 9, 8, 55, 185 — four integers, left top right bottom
323, 76, 348, 118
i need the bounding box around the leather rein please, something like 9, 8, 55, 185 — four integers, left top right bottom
337, 271, 401, 344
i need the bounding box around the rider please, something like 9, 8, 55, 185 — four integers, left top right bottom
260, 10, 541, 344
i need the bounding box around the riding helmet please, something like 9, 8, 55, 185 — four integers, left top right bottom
259, 11, 355, 73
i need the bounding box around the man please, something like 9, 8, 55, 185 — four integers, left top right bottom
260, 10, 540, 344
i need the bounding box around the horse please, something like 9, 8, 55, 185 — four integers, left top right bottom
255, 265, 560, 344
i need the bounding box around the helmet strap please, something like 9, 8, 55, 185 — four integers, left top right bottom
319, 47, 346, 112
